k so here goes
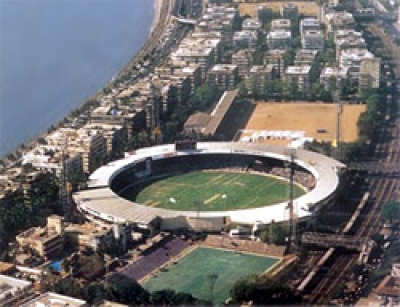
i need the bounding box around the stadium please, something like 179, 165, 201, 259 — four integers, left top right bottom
73, 141, 345, 232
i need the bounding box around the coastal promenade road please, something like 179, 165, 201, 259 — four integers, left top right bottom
119, 0, 175, 75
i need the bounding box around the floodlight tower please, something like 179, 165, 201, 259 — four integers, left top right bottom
60, 136, 71, 221
333, 90, 342, 160
285, 148, 297, 252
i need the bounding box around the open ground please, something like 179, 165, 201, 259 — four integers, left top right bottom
134, 170, 305, 211
241, 102, 366, 143
234, 1, 320, 17
142, 246, 280, 304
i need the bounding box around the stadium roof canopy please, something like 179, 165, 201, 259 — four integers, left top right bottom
73, 142, 345, 226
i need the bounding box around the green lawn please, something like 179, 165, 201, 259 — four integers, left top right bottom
135, 170, 305, 211
142, 246, 280, 304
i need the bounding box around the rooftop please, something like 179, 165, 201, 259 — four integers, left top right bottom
286, 65, 312, 75
267, 30, 291, 39
21, 292, 87, 307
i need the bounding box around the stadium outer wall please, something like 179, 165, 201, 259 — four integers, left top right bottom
73, 142, 346, 232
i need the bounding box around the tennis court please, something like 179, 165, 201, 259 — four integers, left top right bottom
142, 246, 280, 304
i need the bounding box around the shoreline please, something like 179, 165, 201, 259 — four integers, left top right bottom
0, 0, 166, 169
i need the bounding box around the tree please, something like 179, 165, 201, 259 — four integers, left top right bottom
381, 202, 400, 221
230, 275, 301, 305
110, 277, 149, 304
83, 283, 108, 305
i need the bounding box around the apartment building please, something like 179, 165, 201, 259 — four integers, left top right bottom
197, 5, 240, 48
324, 11, 355, 35
267, 30, 292, 50
359, 57, 381, 91
83, 123, 125, 156
245, 64, 276, 95
285, 65, 312, 91
91, 106, 145, 140
301, 30, 325, 50
233, 30, 258, 50
264, 49, 287, 77
207, 64, 239, 90
280, 2, 298, 19
232, 48, 255, 77
271, 19, 291, 31
242, 18, 262, 32
180, 37, 223, 64
69, 127, 106, 174
171, 46, 215, 81
300, 18, 321, 34
320, 66, 349, 91
294, 49, 320, 66
22, 146, 83, 182
339, 48, 375, 79
335, 34, 367, 61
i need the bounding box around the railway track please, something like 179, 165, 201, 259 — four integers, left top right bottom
305, 29, 400, 304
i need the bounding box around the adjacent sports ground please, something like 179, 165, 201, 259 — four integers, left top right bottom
243, 102, 366, 143
235, 1, 320, 17
135, 170, 305, 211
142, 246, 280, 304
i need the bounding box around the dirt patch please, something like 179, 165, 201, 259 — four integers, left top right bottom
243, 102, 366, 142
235, 1, 320, 17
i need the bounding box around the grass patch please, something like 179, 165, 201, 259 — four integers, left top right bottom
142, 246, 280, 304
134, 170, 305, 211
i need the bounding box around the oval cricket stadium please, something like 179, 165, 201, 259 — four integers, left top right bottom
73, 141, 345, 232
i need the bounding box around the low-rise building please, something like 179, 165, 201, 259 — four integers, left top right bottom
267, 30, 292, 50
301, 30, 325, 51
232, 48, 255, 77
64, 222, 115, 251
21, 292, 88, 307
0, 275, 35, 306
285, 65, 312, 91
206, 64, 239, 90
16, 215, 64, 260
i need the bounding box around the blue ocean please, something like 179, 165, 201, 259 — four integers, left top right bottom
0, 0, 154, 157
